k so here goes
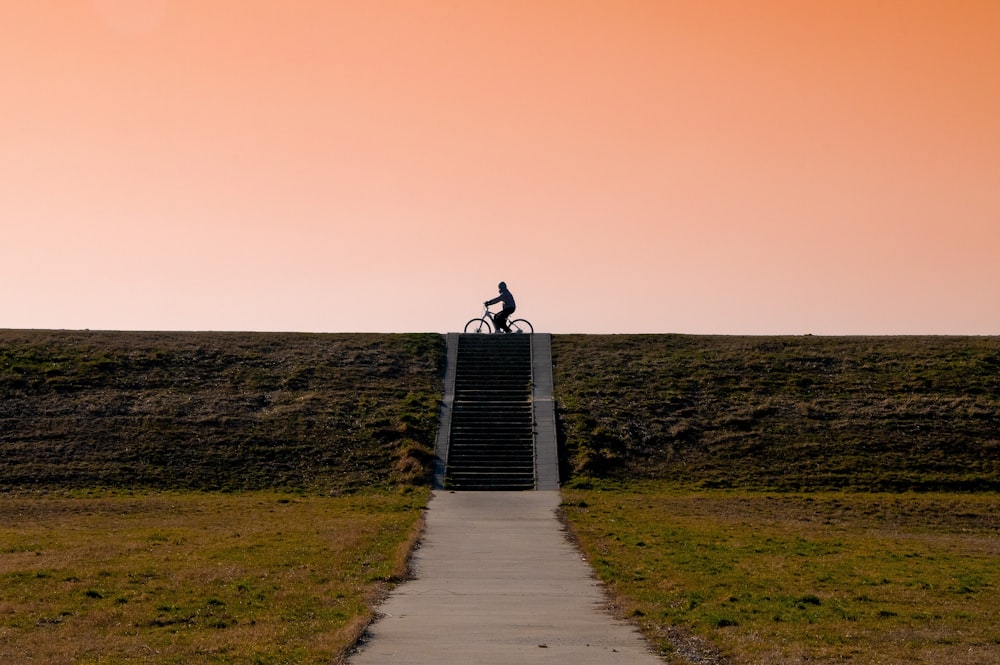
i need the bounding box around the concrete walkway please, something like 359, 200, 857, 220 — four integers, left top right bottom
348, 491, 664, 665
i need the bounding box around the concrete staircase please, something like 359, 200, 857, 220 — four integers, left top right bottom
433, 332, 558, 491
444, 334, 535, 490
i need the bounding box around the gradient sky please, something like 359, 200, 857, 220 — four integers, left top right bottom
3, 1, 998, 334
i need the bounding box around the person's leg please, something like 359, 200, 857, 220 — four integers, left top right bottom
495, 307, 514, 333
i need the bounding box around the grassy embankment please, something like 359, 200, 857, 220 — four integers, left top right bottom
0, 330, 445, 664
0, 331, 444, 493
553, 334, 1000, 664
4, 331, 1000, 664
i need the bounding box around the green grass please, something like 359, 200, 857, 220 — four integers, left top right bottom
1, 331, 444, 661
0, 489, 428, 664
561, 482, 1000, 664
553, 334, 1000, 663
5, 331, 1000, 663
8, 331, 997, 494
552, 334, 1000, 491
0, 331, 445, 493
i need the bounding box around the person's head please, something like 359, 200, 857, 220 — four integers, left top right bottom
498, 281, 507, 292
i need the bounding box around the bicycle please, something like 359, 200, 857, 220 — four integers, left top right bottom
464, 304, 534, 334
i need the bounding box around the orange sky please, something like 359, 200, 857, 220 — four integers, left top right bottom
3, 1, 998, 334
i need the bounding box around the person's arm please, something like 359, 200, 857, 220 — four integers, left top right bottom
485, 295, 501, 306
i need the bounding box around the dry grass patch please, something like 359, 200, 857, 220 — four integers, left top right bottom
561, 483, 1000, 664
0, 489, 427, 664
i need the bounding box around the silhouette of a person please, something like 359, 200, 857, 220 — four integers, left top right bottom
485, 282, 516, 333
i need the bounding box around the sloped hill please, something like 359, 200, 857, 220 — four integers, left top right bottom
5, 331, 999, 494
1, 331, 444, 492
553, 335, 1000, 491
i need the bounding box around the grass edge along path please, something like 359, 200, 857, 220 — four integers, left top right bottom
0, 488, 428, 665
560, 482, 1000, 665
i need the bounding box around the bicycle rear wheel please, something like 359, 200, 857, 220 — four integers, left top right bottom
464, 317, 493, 334
507, 318, 533, 334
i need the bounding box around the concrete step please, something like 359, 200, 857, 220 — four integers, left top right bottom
448, 455, 533, 464
446, 475, 536, 491
451, 435, 533, 443
452, 403, 532, 412
448, 452, 533, 461
447, 457, 532, 465
449, 432, 532, 438
453, 391, 530, 400
455, 380, 531, 389
448, 441, 534, 450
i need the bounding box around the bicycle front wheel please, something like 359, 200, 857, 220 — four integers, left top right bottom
464, 317, 493, 334
507, 319, 533, 334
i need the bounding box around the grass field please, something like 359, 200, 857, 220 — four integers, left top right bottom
0, 489, 427, 664
561, 483, 1000, 665
3, 331, 999, 664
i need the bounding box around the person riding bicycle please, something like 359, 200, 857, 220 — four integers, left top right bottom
485, 282, 516, 333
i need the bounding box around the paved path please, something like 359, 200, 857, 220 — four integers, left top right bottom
348, 491, 664, 665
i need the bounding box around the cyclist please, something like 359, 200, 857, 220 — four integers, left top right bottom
485, 282, 516, 333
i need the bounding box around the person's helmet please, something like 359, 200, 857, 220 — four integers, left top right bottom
498, 281, 507, 290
